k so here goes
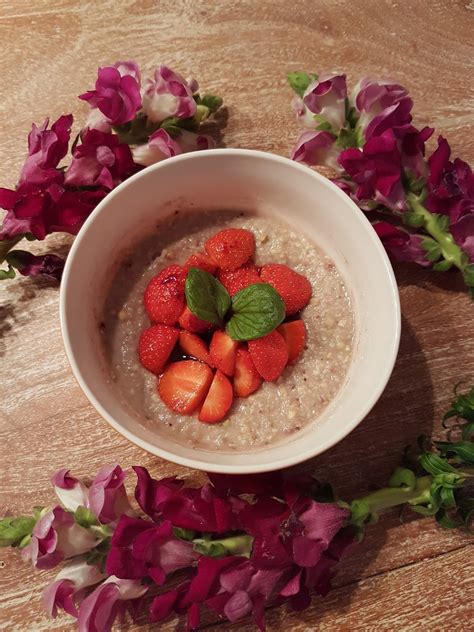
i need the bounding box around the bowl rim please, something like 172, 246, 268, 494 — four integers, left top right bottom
60, 148, 401, 473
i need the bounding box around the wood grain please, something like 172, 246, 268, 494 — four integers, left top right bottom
1, 0, 473, 630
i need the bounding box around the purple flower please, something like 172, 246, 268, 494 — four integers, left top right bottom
88, 464, 134, 525
373, 221, 430, 266
291, 130, 339, 168
141, 66, 197, 124
338, 129, 406, 212
43, 558, 105, 618
399, 125, 433, 179
451, 214, 474, 262
77, 576, 147, 632
22, 507, 98, 570
19, 115, 73, 185
354, 78, 413, 140
294, 74, 347, 131
51, 468, 89, 512
132, 128, 215, 166
5, 251, 64, 281
79, 61, 141, 126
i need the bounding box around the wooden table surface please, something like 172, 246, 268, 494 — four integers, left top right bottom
1, 0, 473, 630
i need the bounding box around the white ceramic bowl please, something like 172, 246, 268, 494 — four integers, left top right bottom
60, 149, 400, 474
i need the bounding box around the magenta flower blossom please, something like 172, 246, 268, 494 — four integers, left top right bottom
132, 128, 215, 167
294, 74, 347, 131
354, 78, 413, 140
22, 507, 98, 570
291, 130, 339, 169
141, 66, 197, 124
51, 468, 89, 512
77, 576, 147, 632
65, 129, 136, 189
88, 464, 134, 524
19, 115, 73, 186
4, 251, 64, 281
79, 61, 141, 126
373, 221, 430, 266
451, 214, 474, 262
43, 558, 105, 618
338, 129, 406, 212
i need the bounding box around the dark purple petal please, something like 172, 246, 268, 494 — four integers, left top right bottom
224, 590, 252, 623
187, 602, 200, 631
150, 590, 179, 622
451, 214, 474, 262
373, 221, 430, 266
105, 545, 147, 579
110, 516, 153, 547
289, 585, 311, 611
9, 252, 64, 282
291, 130, 338, 168
428, 136, 451, 186
297, 501, 349, 546
43, 579, 77, 618
280, 570, 302, 597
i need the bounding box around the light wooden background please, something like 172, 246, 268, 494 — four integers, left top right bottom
1, 0, 473, 630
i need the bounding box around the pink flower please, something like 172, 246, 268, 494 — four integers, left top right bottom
399, 125, 433, 179
43, 558, 105, 618
51, 468, 89, 512
5, 250, 64, 281
22, 507, 98, 570
373, 221, 430, 266
450, 214, 474, 262
294, 74, 347, 131
77, 576, 147, 632
338, 129, 406, 212
19, 115, 73, 185
291, 130, 339, 169
79, 61, 141, 126
65, 129, 136, 189
132, 128, 215, 166
354, 78, 413, 140
141, 66, 197, 124
88, 465, 134, 524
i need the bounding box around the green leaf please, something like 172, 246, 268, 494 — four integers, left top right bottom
420, 453, 459, 476
435, 508, 460, 529
462, 264, 474, 287
432, 260, 453, 272
336, 127, 359, 150
443, 386, 474, 422
434, 440, 474, 464
185, 267, 231, 325
173, 527, 196, 541
196, 94, 223, 113
462, 422, 474, 441
403, 211, 425, 228
0, 265, 16, 280
287, 71, 317, 97
74, 506, 98, 528
226, 283, 285, 341
0, 516, 36, 547
421, 237, 442, 262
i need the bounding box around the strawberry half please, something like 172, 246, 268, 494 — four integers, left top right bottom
158, 360, 213, 415
248, 330, 289, 382
217, 262, 262, 296
260, 264, 312, 315
138, 324, 180, 375
198, 370, 233, 423
209, 330, 239, 376
183, 252, 218, 276
205, 228, 255, 271
234, 347, 262, 397
277, 320, 307, 364
179, 330, 214, 366
144, 264, 185, 325
178, 306, 214, 334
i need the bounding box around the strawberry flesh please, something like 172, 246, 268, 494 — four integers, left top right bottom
217, 262, 262, 296
144, 264, 185, 325
248, 330, 289, 382
158, 360, 213, 414
209, 330, 239, 376
198, 369, 233, 423
205, 228, 255, 271
179, 330, 214, 366
178, 306, 214, 334
138, 324, 180, 375
233, 347, 262, 397
277, 320, 307, 364
183, 252, 218, 276
260, 263, 312, 315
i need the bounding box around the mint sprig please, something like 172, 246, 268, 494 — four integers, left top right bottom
184, 269, 285, 340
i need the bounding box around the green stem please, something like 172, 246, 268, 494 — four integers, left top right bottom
407, 193, 466, 271
0, 235, 24, 264
193, 534, 254, 558
358, 475, 433, 515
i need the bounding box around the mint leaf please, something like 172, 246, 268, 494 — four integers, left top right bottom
287, 71, 317, 97
226, 283, 285, 341
185, 267, 231, 325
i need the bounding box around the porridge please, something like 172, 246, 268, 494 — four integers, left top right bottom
102, 210, 354, 451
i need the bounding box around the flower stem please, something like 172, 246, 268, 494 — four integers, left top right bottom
358, 474, 433, 514
193, 534, 254, 558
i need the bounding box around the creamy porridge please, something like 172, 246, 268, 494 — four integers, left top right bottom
102, 210, 355, 451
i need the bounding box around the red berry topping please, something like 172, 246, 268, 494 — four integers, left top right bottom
138, 324, 179, 375
209, 330, 239, 376
233, 347, 262, 398
158, 360, 213, 415
217, 262, 262, 296
183, 252, 218, 276
205, 228, 255, 271
179, 330, 214, 366
198, 370, 233, 423
277, 320, 307, 364
248, 330, 289, 382
260, 264, 312, 315
178, 306, 214, 334
144, 264, 185, 325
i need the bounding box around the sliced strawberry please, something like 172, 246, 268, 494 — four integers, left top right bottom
217, 262, 262, 296
179, 331, 214, 366
198, 370, 233, 423
144, 264, 185, 325
234, 347, 262, 397
158, 360, 213, 415
209, 330, 239, 376
183, 252, 218, 276
138, 324, 180, 375
260, 264, 312, 315
178, 306, 214, 334
277, 320, 307, 364
248, 330, 289, 382
205, 228, 255, 271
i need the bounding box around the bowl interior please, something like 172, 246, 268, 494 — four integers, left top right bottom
60, 149, 400, 473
